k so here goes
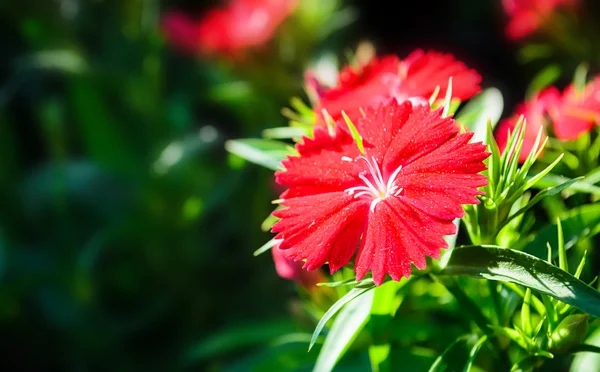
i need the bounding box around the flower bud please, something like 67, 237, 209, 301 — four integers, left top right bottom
549, 314, 589, 354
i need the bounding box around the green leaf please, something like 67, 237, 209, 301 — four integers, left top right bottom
526, 64, 561, 99
262, 126, 309, 139
433, 277, 492, 337
428, 334, 479, 372
523, 203, 600, 259
442, 77, 453, 118
465, 335, 488, 372
342, 111, 365, 155
533, 174, 600, 196
224, 139, 294, 171
369, 281, 406, 372
439, 246, 600, 318
498, 177, 581, 231
309, 281, 375, 351
313, 289, 375, 372
253, 238, 278, 256
455, 87, 504, 143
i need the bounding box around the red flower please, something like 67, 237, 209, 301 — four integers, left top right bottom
496, 77, 600, 162
162, 0, 298, 55
502, 0, 579, 40
313, 50, 481, 126
272, 100, 489, 285
548, 77, 600, 140
271, 242, 324, 290
495, 88, 557, 163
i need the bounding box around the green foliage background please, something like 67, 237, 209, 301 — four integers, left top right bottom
0, 0, 319, 370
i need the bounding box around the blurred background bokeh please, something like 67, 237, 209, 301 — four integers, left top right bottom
1, 0, 600, 371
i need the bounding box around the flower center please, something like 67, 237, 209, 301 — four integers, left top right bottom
344, 156, 403, 212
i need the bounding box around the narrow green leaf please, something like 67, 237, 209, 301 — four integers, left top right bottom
439, 246, 600, 318
225, 139, 294, 171
428, 334, 479, 372
574, 251, 587, 280
313, 289, 375, 372
369, 281, 406, 372
557, 218, 567, 271
309, 282, 376, 351
342, 111, 365, 155
464, 335, 488, 372
442, 77, 453, 118
523, 203, 600, 259
262, 126, 309, 139
253, 238, 278, 256
521, 288, 533, 337
498, 177, 580, 231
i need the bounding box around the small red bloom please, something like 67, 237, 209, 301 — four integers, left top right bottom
271, 242, 323, 290
272, 101, 489, 285
502, 0, 579, 40
496, 77, 600, 162
548, 77, 600, 140
162, 0, 298, 55
313, 50, 481, 126
495, 88, 557, 163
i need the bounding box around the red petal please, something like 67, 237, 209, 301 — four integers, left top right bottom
314, 56, 402, 124
397, 50, 481, 101
276, 126, 362, 198
378, 104, 459, 169
356, 197, 455, 285
399, 133, 489, 220
550, 80, 600, 140
272, 192, 368, 272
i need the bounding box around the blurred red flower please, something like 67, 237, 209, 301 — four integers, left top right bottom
502, 0, 579, 40
495, 88, 556, 163
271, 242, 323, 290
312, 50, 481, 126
272, 100, 489, 285
162, 0, 298, 55
496, 76, 600, 162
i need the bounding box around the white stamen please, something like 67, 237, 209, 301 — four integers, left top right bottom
344, 156, 403, 212
341, 156, 353, 162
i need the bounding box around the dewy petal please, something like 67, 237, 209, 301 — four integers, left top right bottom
356, 197, 456, 285
276, 126, 362, 199
396, 50, 481, 102
272, 101, 490, 285
272, 192, 369, 272
314, 56, 402, 125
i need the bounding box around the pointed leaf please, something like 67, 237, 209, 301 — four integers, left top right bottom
439, 246, 600, 318
309, 281, 375, 350
225, 139, 295, 171
313, 289, 375, 372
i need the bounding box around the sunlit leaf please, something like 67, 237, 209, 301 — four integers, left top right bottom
313, 289, 374, 372
439, 246, 600, 318
225, 139, 295, 171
